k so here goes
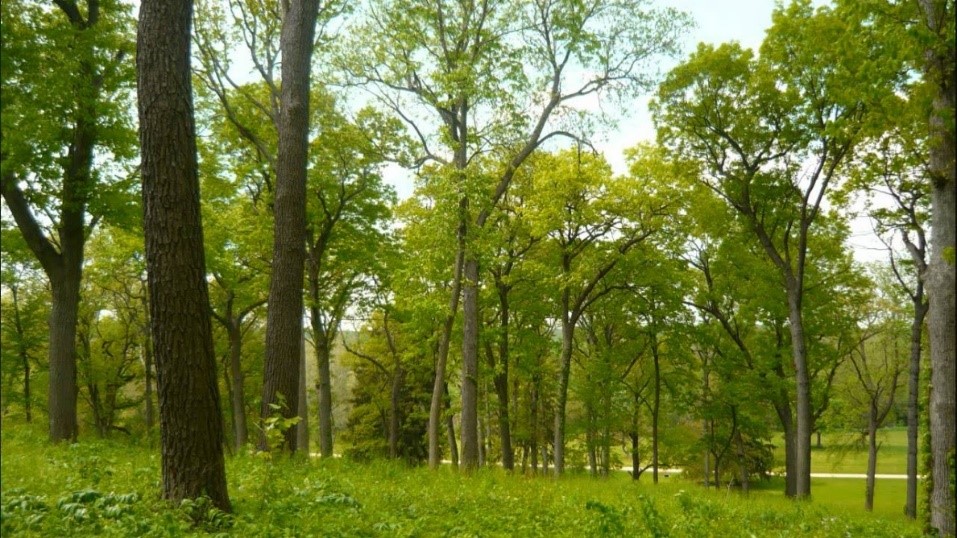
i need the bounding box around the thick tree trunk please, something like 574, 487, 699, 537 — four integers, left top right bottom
228, 323, 247, 449
137, 0, 230, 509
786, 288, 812, 498
428, 244, 464, 468
906, 299, 928, 519
460, 257, 480, 471
260, 0, 320, 453
48, 277, 81, 442
918, 2, 955, 534
865, 404, 878, 512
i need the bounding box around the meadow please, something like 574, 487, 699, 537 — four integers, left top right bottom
0, 424, 925, 537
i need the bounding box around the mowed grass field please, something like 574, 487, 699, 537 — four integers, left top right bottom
760, 428, 922, 522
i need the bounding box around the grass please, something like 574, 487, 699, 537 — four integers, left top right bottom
0, 423, 925, 537
771, 428, 915, 475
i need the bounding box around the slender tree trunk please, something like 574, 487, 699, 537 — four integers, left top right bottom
554, 310, 574, 476
260, 0, 320, 453
297, 331, 310, 455
460, 257, 480, 471
313, 328, 334, 458
137, 0, 230, 509
494, 290, 514, 471
389, 366, 403, 458
428, 244, 464, 468
228, 323, 247, 449
786, 287, 812, 498
530, 375, 540, 474
11, 287, 32, 423
445, 382, 459, 469
652, 341, 661, 485
142, 294, 155, 435
906, 300, 928, 519
865, 403, 878, 512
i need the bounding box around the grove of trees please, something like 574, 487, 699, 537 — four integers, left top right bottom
1, 0, 953, 535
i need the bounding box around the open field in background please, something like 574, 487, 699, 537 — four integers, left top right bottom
0, 423, 925, 537
770, 428, 914, 475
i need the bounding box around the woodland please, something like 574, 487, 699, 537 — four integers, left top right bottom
0, 0, 954, 536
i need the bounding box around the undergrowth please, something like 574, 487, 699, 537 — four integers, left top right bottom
0, 426, 923, 537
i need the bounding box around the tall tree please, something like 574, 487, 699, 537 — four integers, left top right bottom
259, 0, 322, 453
137, 0, 230, 510
917, 0, 956, 534
1, 0, 136, 442
653, 3, 890, 496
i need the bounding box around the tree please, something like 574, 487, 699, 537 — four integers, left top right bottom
916, 1, 956, 533
842, 276, 905, 512
1, 0, 136, 442
137, 0, 230, 510
340, 0, 689, 470
259, 0, 323, 453
653, 2, 891, 496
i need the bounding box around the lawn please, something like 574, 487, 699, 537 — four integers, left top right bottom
771, 428, 915, 475
0, 424, 925, 537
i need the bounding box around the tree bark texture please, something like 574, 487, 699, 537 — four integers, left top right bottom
137, 0, 230, 510
865, 404, 878, 512
786, 286, 812, 498
314, 328, 334, 457
919, 1, 956, 534
260, 0, 321, 453
460, 257, 480, 471
227, 322, 248, 448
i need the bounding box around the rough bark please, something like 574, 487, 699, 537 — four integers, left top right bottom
260, 0, 320, 453
137, 0, 230, 509
314, 329, 333, 457
460, 257, 480, 471
919, 1, 956, 534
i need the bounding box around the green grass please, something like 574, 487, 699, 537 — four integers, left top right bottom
771, 428, 914, 475
1, 424, 924, 537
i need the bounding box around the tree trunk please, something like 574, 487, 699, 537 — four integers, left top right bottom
389, 365, 403, 459
260, 0, 320, 453
652, 342, 661, 485
774, 400, 798, 498
48, 277, 81, 442
553, 310, 574, 476
428, 243, 464, 468
494, 289, 514, 471
906, 299, 928, 519
460, 257, 480, 471
142, 292, 155, 435
228, 322, 248, 449
11, 287, 32, 423
314, 328, 334, 458
918, 1, 955, 534
297, 331, 310, 455
530, 374, 540, 474
865, 403, 878, 512
445, 383, 459, 469
786, 287, 812, 498
137, 0, 230, 509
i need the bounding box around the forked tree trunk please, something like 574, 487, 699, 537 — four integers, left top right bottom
137, 0, 230, 509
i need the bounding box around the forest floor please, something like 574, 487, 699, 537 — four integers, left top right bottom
0, 424, 926, 537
